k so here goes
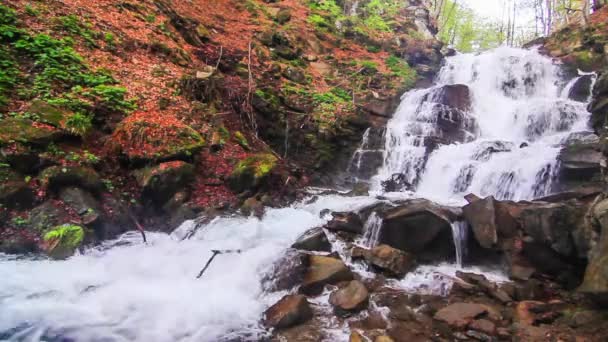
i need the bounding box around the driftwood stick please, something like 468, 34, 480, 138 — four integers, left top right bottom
196, 249, 242, 279
129, 213, 148, 244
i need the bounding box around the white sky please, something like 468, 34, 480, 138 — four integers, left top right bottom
462, 0, 505, 19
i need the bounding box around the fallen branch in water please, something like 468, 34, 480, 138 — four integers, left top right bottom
128, 213, 147, 244
196, 249, 242, 279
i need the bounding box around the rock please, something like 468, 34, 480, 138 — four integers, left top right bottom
465, 330, 493, 341
241, 197, 265, 218
263, 294, 313, 329
455, 271, 513, 303
300, 255, 354, 295
59, 187, 100, 225
463, 196, 519, 250
433, 303, 498, 329
39, 166, 103, 193
1, 143, 45, 174
0, 118, 63, 145
291, 227, 332, 252
424, 84, 472, 112
133, 161, 195, 206
352, 244, 415, 277
26, 100, 77, 131
350, 151, 384, 180
40, 224, 85, 259
468, 319, 496, 335
329, 280, 369, 315
111, 114, 205, 163
325, 212, 364, 234
375, 336, 394, 342
568, 74, 594, 102
262, 250, 308, 292
275, 8, 292, 24
282, 67, 306, 84
379, 199, 460, 262
580, 200, 608, 304
0, 167, 34, 209
27, 201, 72, 233
558, 138, 603, 183
227, 153, 278, 193
349, 331, 364, 342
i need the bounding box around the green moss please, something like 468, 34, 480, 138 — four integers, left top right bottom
43, 224, 84, 259
229, 153, 278, 192
233, 131, 250, 150
0, 118, 62, 145
386, 55, 417, 89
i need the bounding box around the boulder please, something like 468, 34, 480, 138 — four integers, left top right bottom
39, 166, 103, 193
468, 319, 496, 336
433, 303, 499, 329
25, 100, 76, 131
424, 84, 472, 112
0, 167, 34, 209
352, 244, 415, 277
41, 224, 85, 259
133, 161, 195, 206
227, 153, 278, 193
263, 294, 313, 329
291, 227, 332, 252
462, 196, 519, 250
262, 249, 308, 292
27, 201, 72, 233
111, 113, 205, 163
282, 67, 306, 84
379, 199, 460, 262
59, 187, 100, 225
325, 212, 364, 234
580, 198, 608, 304
0, 118, 63, 146
329, 280, 369, 315
0, 143, 46, 174
558, 138, 603, 183
275, 8, 292, 24
300, 255, 354, 295
568, 75, 594, 102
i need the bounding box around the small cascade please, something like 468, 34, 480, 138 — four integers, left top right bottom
450, 221, 468, 267
360, 212, 383, 248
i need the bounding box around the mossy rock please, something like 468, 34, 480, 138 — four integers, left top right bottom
42, 224, 85, 259
0, 118, 63, 146
275, 9, 292, 24
112, 116, 205, 163
26, 100, 75, 130
39, 166, 103, 193
27, 201, 72, 233
233, 131, 250, 150
228, 153, 278, 193
0, 166, 34, 209
133, 161, 195, 206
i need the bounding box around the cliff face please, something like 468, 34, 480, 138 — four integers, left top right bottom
0, 0, 442, 255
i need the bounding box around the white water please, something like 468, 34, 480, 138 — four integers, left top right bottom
0, 47, 596, 341
373, 46, 593, 204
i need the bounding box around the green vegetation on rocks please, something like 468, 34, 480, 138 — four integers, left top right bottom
42, 224, 84, 259
229, 153, 278, 193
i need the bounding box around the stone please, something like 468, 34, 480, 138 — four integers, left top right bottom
424, 84, 472, 112
41, 224, 85, 259
282, 67, 306, 84
39, 166, 103, 193
1, 142, 45, 174
468, 319, 496, 335
59, 187, 100, 225
379, 199, 460, 262
133, 161, 195, 206
263, 294, 313, 329
27, 201, 72, 233
329, 280, 369, 315
241, 197, 265, 218
375, 336, 395, 342
0, 118, 63, 146
0, 167, 34, 209
568, 74, 594, 102
227, 153, 277, 193
275, 9, 292, 24
291, 227, 332, 252
300, 255, 354, 295
463, 196, 499, 249
433, 303, 496, 329
580, 199, 608, 304
558, 139, 603, 183
349, 331, 364, 342
262, 250, 308, 292
352, 244, 415, 277
25, 100, 76, 130
325, 212, 364, 234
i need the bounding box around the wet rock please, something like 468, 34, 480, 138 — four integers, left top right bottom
241, 197, 265, 218
568, 74, 594, 102
262, 249, 308, 292
291, 227, 331, 252
325, 212, 364, 234
300, 255, 354, 295
350, 151, 384, 180
263, 294, 313, 329
0, 167, 34, 209
40, 224, 85, 259
558, 138, 603, 183
433, 303, 499, 329
379, 199, 460, 262
424, 84, 472, 112
463, 196, 519, 250
59, 187, 100, 225
133, 161, 195, 207
39, 166, 103, 194
521, 240, 579, 288
329, 280, 369, 316
352, 244, 415, 277
381, 173, 412, 192
349, 331, 364, 342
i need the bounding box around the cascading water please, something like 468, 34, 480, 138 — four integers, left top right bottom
0, 47, 596, 341
359, 212, 383, 248
373, 46, 593, 204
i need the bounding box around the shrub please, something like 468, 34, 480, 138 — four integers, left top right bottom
65, 112, 93, 136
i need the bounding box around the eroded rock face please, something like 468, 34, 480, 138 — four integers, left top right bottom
300, 255, 354, 295
329, 280, 369, 316
263, 294, 313, 329
325, 212, 364, 234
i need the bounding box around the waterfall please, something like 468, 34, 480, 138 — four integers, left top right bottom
359, 212, 383, 248
450, 221, 468, 267
372, 46, 591, 203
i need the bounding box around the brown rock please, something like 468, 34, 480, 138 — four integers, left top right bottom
349, 331, 364, 342
300, 255, 354, 295
353, 244, 415, 277
325, 212, 364, 234
433, 303, 496, 329
375, 336, 395, 342
263, 294, 313, 329
329, 280, 369, 315
468, 319, 496, 335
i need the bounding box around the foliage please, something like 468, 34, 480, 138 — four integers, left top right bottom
385, 55, 417, 88
65, 112, 93, 136
58, 15, 99, 47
